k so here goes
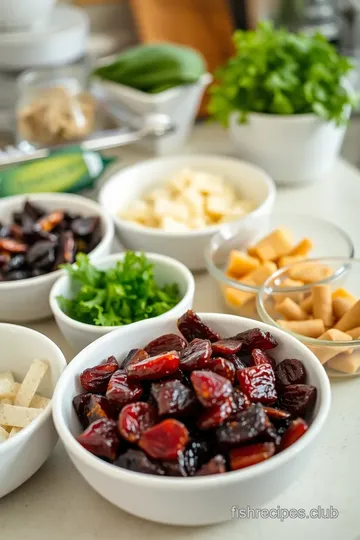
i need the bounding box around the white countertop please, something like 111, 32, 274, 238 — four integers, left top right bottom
1, 124, 360, 540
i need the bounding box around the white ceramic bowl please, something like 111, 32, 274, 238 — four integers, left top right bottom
53, 313, 330, 526
98, 155, 276, 270
50, 252, 195, 353
0, 0, 56, 31
0, 323, 66, 498
0, 193, 114, 323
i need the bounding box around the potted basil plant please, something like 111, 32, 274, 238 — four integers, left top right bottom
209, 22, 356, 185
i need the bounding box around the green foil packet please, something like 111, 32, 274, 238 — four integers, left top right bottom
0, 148, 115, 197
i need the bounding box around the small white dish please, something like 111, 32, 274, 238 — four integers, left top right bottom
92, 70, 211, 155
0, 193, 114, 323
98, 154, 276, 271
0, 5, 88, 71
0, 0, 56, 31
0, 323, 66, 499
50, 252, 195, 353
52, 312, 330, 525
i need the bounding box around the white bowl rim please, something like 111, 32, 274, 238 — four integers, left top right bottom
49, 251, 195, 333
98, 154, 276, 238
52, 312, 331, 488
0, 192, 114, 290
0, 323, 67, 453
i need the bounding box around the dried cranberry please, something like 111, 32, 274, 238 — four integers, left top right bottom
180, 339, 212, 371
216, 404, 266, 447
197, 396, 234, 430
251, 349, 277, 370
118, 402, 156, 443
121, 349, 149, 369
73, 393, 92, 428
85, 394, 117, 424
114, 449, 165, 475
231, 388, 251, 414
144, 334, 187, 356
275, 359, 306, 391
279, 418, 309, 450
106, 370, 143, 406
76, 419, 120, 461
227, 354, 247, 371
80, 356, 118, 394
207, 357, 236, 383
163, 437, 210, 476
139, 419, 189, 460
126, 351, 180, 380
177, 310, 221, 343
211, 339, 242, 356
151, 380, 197, 416
233, 328, 278, 351
229, 442, 275, 470
195, 455, 227, 476
279, 384, 316, 417
191, 370, 233, 407
237, 364, 277, 405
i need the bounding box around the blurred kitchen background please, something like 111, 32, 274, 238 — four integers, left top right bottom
1, 0, 360, 165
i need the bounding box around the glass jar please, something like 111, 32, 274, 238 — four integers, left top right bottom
16, 64, 97, 148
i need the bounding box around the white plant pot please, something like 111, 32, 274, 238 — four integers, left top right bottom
92, 73, 212, 156
229, 110, 350, 185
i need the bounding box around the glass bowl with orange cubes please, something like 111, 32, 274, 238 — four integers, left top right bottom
205, 212, 354, 321
257, 257, 360, 377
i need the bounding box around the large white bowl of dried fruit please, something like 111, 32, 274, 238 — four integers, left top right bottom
0, 323, 66, 498
99, 155, 276, 270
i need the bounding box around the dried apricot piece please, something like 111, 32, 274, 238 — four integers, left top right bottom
237, 364, 277, 405
126, 351, 180, 380
180, 339, 212, 371
106, 370, 143, 406
118, 402, 156, 443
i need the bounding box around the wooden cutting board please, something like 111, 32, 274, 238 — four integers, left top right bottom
129, 0, 235, 116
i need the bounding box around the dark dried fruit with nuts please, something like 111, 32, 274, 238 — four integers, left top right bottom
118, 402, 156, 443
279, 418, 309, 450
151, 379, 197, 416
0, 200, 102, 282
216, 404, 266, 447
275, 359, 306, 391
178, 310, 221, 343
73, 312, 317, 477
211, 339, 242, 356
180, 339, 212, 371
80, 356, 118, 394
106, 371, 143, 406
207, 357, 236, 383
195, 455, 227, 476
144, 333, 187, 356
279, 384, 316, 417
191, 370, 233, 407
126, 352, 180, 380
139, 419, 189, 460
229, 442, 276, 470
237, 364, 277, 405
76, 418, 120, 461
114, 449, 165, 475
233, 328, 278, 351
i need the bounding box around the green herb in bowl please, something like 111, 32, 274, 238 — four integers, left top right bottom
209, 21, 356, 126
57, 252, 181, 326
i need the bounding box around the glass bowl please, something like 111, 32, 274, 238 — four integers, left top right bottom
205, 212, 354, 321
257, 257, 360, 378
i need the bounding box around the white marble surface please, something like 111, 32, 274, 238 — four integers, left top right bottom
1, 124, 360, 540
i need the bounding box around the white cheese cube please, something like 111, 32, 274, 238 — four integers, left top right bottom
0, 404, 42, 427
160, 217, 190, 233
14, 359, 48, 407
